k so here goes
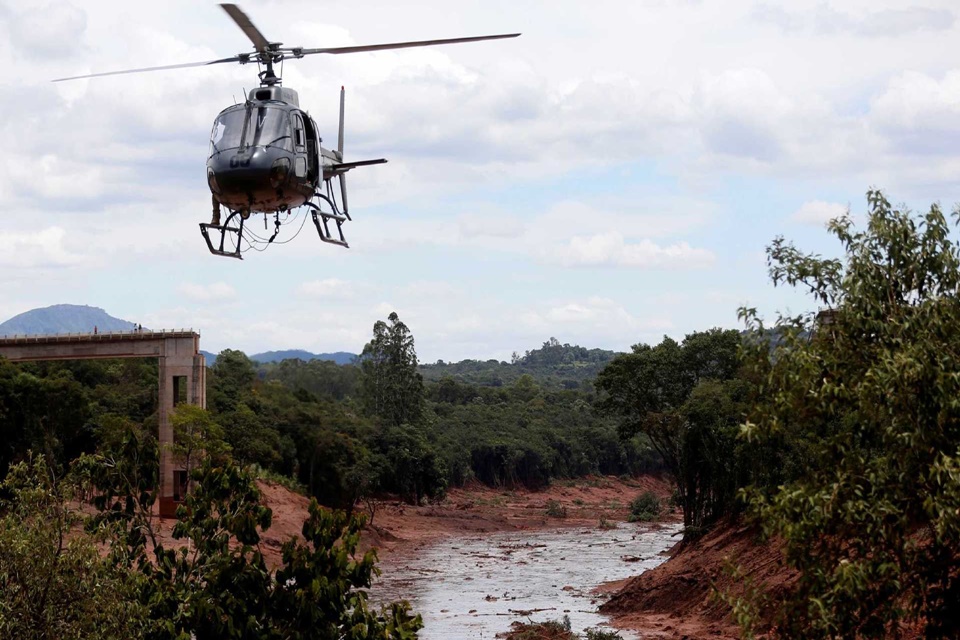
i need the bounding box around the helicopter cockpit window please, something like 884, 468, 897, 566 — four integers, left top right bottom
209, 108, 245, 154
251, 106, 292, 151
292, 114, 305, 151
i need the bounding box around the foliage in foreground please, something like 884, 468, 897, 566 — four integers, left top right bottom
739, 190, 960, 638
0, 455, 147, 639
1, 447, 421, 640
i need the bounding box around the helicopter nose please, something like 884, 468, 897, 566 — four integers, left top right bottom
207, 148, 273, 202
209, 148, 273, 193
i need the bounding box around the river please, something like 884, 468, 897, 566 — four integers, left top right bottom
373, 521, 682, 639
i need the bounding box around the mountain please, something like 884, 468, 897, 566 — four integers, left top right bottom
250, 349, 356, 365
0, 304, 139, 336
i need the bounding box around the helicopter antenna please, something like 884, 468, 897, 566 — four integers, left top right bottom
338, 86, 345, 159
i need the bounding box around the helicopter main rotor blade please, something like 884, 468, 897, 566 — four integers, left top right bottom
51, 56, 243, 82
220, 3, 271, 54
296, 33, 520, 57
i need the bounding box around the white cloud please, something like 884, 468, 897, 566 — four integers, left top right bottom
457, 213, 526, 239
1, 0, 87, 59
549, 232, 715, 269
178, 282, 236, 302
753, 4, 955, 38
0, 227, 88, 268
396, 280, 462, 299
373, 302, 396, 316
298, 278, 356, 298
791, 200, 848, 226
869, 70, 960, 156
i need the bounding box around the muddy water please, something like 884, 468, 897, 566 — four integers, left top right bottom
373, 522, 682, 639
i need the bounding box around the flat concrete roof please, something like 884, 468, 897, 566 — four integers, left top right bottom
0, 329, 199, 345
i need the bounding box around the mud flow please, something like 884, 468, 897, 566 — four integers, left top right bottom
373, 522, 682, 639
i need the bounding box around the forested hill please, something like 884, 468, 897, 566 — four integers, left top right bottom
420, 338, 619, 389
251, 350, 355, 365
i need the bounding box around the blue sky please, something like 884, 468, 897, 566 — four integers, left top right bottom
1, 0, 959, 361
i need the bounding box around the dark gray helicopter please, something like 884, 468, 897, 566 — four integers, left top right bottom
54, 4, 519, 259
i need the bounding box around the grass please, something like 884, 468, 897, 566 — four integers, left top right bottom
248, 464, 307, 495
545, 500, 568, 518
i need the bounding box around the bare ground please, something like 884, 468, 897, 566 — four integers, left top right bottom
598, 521, 794, 639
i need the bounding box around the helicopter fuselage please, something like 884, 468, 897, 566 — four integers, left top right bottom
207, 86, 338, 214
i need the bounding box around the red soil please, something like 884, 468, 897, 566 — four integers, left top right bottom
201, 475, 672, 567
598, 521, 794, 639
359, 475, 676, 558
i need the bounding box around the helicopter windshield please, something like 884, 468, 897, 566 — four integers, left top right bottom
210, 108, 245, 154
209, 105, 292, 155
250, 105, 292, 150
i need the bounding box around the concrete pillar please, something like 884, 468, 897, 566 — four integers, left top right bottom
158, 335, 207, 517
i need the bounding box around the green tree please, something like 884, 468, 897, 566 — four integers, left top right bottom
0, 455, 148, 639
209, 349, 257, 413
218, 403, 282, 469
0, 361, 92, 475
359, 313, 424, 427
740, 190, 960, 638
374, 425, 447, 504
596, 329, 745, 536
170, 404, 230, 494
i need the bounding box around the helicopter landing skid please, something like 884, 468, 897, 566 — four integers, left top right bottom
199, 210, 245, 259
307, 201, 349, 248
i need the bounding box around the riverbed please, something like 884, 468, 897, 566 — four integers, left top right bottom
373, 521, 682, 639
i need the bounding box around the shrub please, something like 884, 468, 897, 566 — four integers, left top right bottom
546, 499, 568, 518
628, 491, 661, 522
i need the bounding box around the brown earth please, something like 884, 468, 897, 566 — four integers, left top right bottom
358, 474, 676, 559
142, 475, 673, 568
131, 474, 672, 569
597, 521, 794, 639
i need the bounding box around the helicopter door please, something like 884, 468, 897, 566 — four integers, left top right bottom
302, 115, 319, 182
292, 113, 307, 178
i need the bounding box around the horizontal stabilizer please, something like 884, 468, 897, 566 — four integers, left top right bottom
333, 158, 388, 171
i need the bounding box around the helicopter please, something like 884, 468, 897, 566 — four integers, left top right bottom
54, 4, 519, 259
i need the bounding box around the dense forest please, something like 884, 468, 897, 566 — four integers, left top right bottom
0, 319, 660, 515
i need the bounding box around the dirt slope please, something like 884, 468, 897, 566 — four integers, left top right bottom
599, 521, 794, 639
242, 475, 674, 565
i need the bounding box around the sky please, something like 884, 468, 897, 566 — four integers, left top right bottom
1, 0, 959, 362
